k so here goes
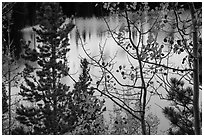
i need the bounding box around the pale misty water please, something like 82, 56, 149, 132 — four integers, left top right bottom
16, 11, 194, 134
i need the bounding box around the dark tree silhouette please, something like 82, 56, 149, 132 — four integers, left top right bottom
15, 3, 74, 134
163, 78, 201, 135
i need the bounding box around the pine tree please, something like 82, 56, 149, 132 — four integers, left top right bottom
162, 78, 201, 135
15, 3, 74, 134
68, 59, 106, 135
15, 3, 105, 135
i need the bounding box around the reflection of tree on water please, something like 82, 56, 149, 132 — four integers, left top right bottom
18, 11, 191, 76
82, 28, 86, 42
72, 17, 108, 49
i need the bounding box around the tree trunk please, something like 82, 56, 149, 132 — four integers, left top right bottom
189, 3, 201, 135
7, 14, 11, 135
124, 9, 147, 135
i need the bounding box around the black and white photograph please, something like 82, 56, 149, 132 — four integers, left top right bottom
1, 1, 202, 135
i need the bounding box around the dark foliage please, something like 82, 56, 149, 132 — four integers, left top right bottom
15, 3, 105, 135
16, 3, 74, 135
2, 83, 8, 114
67, 59, 106, 135
163, 78, 201, 135
11, 126, 29, 135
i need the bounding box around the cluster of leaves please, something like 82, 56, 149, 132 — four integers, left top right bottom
110, 104, 160, 135
115, 65, 138, 81
103, 2, 150, 14
163, 78, 199, 135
